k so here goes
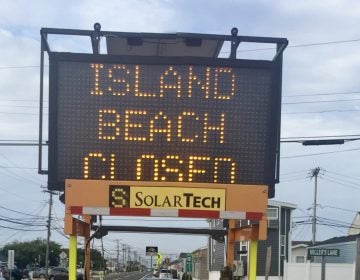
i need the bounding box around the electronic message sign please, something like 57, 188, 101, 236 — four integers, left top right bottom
146, 246, 158, 256
48, 53, 281, 195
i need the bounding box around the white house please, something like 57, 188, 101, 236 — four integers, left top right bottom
348, 211, 360, 236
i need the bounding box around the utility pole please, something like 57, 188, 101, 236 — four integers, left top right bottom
45, 191, 54, 277
128, 248, 131, 271
310, 167, 321, 244
134, 251, 137, 270
116, 240, 120, 272
122, 244, 126, 271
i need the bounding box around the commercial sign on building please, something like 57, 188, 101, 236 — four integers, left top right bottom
109, 185, 225, 210
65, 179, 268, 218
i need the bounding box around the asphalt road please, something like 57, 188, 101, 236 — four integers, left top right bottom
103, 271, 151, 280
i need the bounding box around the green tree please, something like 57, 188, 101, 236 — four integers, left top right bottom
0, 239, 62, 269
0, 239, 106, 270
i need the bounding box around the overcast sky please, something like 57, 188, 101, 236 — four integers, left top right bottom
0, 0, 360, 263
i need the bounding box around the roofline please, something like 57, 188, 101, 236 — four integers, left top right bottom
268, 199, 297, 209
292, 244, 310, 249
350, 212, 360, 225
310, 240, 357, 248
192, 246, 208, 254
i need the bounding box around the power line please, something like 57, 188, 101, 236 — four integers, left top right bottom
0, 183, 45, 202
317, 216, 357, 228
0, 65, 42, 69
280, 170, 310, 176
317, 205, 358, 213
232, 38, 360, 54
321, 177, 360, 191
281, 147, 360, 159
0, 37, 357, 70
0, 224, 46, 231
281, 134, 360, 140
295, 221, 359, 230
280, 176, 308, 183
0, 217, 46, 227
3, 97, 360, 107
0, 104, 48, 109
283, 98, 360, 105
0, 202, 48, 243
0, 99, 44, 102
0, 111, 39, 115
3, 96, 360, 107
323, 173, 359, 187
0, 152, 44, 184
1, 135, 360, 147
283, 109, 360, 114
283, 90, 360, 98
0, 205, 47, 218
325, 170, 360, 182
0, 166, 37, 169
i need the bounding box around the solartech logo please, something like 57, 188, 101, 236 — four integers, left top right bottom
109, 185, 226, 210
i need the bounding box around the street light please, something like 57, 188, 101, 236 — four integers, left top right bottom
302, 139, 344, 146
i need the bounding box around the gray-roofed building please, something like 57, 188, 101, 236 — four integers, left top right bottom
208, 200, 296, 279
309, 234, 360, 264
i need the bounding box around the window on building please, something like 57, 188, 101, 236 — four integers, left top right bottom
296, 256, 305, 263
267, 207, 279, 228
280, 235, 286, 256
267, 207, 279, 220
239, 241, 248, 256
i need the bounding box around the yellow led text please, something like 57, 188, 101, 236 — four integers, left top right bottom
98, 109, 225, 143
90, 64, 236, 99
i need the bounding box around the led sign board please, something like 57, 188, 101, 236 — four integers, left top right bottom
48, 53, 281, 194
146, 246, 158, 256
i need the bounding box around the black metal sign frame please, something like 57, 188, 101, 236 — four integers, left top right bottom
39, 24, 287, 198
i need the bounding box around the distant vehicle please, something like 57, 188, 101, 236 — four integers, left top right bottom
170, 269, 178, 279
29, 267, 47, 279
0, 265, 22, 280
21, 269, 30, 279
146, 277, 172, 280
0, 266, 8, 280
48, 267, 83, 280
159, 269, 173, 279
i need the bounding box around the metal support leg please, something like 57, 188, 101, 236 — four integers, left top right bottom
248, 240, 258, 280
69, 235, 77, 280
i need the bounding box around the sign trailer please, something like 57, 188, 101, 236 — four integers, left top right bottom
38, 24, 287, 280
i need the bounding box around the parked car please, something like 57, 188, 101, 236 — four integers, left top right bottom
29, 267, 47, 279
0, 266, 22, 280
159, 269, 172, 279
0, 265, 8, 280
21, 269, 30, 279
48, 267, 83, 280
170, 269, 178, 279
